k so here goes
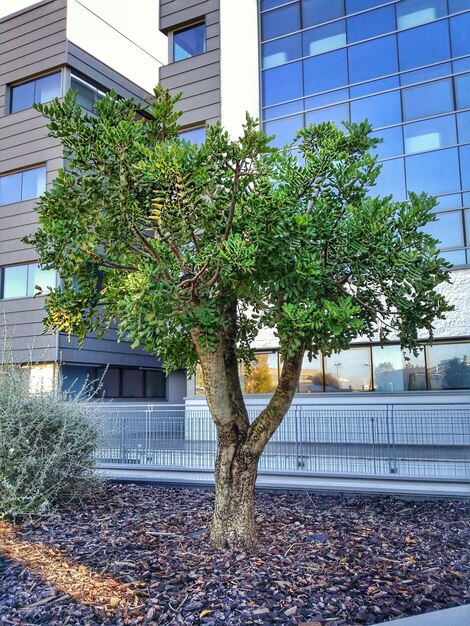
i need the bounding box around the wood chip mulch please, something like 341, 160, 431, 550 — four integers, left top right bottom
0, 483, 468, 626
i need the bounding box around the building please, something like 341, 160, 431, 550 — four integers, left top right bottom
1, 0, 469, 406
0, 0, 186, 402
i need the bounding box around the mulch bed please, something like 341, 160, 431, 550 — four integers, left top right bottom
0, 484, 468, 626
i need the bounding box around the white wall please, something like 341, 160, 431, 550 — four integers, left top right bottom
67, 0, 167, 93
0, 0, 35, 17
220, 0, 259, 137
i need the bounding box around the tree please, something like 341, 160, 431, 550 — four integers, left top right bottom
26, 86, 452, 549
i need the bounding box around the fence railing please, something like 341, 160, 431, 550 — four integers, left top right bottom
91, 403, 470, 480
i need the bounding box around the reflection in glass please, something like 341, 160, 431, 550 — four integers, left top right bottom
10, 72, 61, 113
402, 79, 453, 121
264, 100, 304, 120
350, 76, 399, 98
373, 346, 426, 391
396, 0, 447, 30
347, 6, 396, 43
455, 73, 470, 109
374, 158, 406, 200
303, 21, 346, 57
242, 353, 279, 394
265, 114, 304, 147
21, 167, 46, 200
263, 33, 302, 69
299, 354, 323, 392
351, 90, 401, 128
398, 21, 450, 71
400, 62, 451, 86
0, 172, 22, 205
433, 193, 462, 211
348, 36, 398, 83
370, 126, 404, 159
458, 145, 470, 195
195, 364, 205, 395
324, 348, 372, 392
424, 211, 464, 248
306, 104, 349, 127
305, 88, 349, 110
443, 249, 467, 264
173, 23, 205, 61
404, 115, 457, 154
304, 49, 348, 95
457, 111, 470, 143
427, 343, 470, 389
28, 265, 56, 295
450, 13, 470, 57
263, 61, 303, 106
179, 127, 206, 145
2, 266, 28, 299
302, 0, 344, 28
449, 0, 470, 11
262, 3, 301, 40
406, 148, 460, 196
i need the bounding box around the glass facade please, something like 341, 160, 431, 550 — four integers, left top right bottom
61, 365, 167, 399
0, 166, 46, 206
10, 72, 62, 114
260, 0, 470, 265
0, 263, 56, 299
195, 342, 470, 394
173, 23, 206, 62
71, 74, 105, 113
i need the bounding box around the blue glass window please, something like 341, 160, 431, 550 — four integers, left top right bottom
444, 249, 467, 264
262, 33, 302, 69
448, 0, 470, 13
455, 73, 470, 109
406, 148, 461, 195
173, 23, 205, 62
398, 21, 450, 71
305, 88, 349, 110
302, 0, 344, 28
453, 57, 470, 72
346, 0, 391, 10
303, 49, 348, 95
424, 211, 464, 248
373, 158, 406, 200
350, 90, 401, 128
450, 13, 470, 58
0, 166, 46, 206
350, 76, 399, 98
1, 264, 55, 299
370, 127, 404, 159
10, 72, 61, 113
264, 100, 304, 120
404, 116, 457, 154
263, 61, 303, 106
306, 104, 349, 127
262, 3, 301, 40
348, 36, 398, 84
457, 111, 470, 143
347, 6, 396, 44
396, 0, 447, 30
303, 21, 346, 57
433, 194, 462, 211
261, 0, 290, 10
179, 126, 206, 145
460, 145, 470, 191
402, 79, 454, 121
400, 62, 452, 86
265, 114, 304, 147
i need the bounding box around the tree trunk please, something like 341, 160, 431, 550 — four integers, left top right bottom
210, 442, 259, 549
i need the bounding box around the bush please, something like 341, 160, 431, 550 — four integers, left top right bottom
0, 360, 100, 518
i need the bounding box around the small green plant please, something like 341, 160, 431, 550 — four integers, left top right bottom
0, 351, 101, 519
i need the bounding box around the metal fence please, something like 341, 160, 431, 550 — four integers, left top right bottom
91, 403, 470, 480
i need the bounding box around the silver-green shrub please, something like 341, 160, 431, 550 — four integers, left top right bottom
0, 360, 100, 518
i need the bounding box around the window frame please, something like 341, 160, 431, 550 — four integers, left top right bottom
0, 165, 47, 207
171, 21, 206, 63
9, 71, 63, 114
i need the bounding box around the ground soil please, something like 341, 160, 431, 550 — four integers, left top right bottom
0, 483, 468, 625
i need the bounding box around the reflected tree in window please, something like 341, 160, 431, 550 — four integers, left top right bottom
442, 356, 470, 389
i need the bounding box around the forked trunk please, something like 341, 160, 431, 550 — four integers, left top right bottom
210, 443, 259, 549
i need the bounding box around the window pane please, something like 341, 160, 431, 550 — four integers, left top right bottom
61, 365, 96, 397
35, 72, 61, 104
402, 79, 453, 121
346, 0, 393, 9
263, 61, 303, 105
449, 0, 470, 11
265, 114, 303, 147
404, 115, 457, 154
71, 77, 96, 111
305, 88, 349, 110
263, 33, 302, 68
302, 0, 344, 28
145, 370, 166, 398
427, 343, 470, 389
450, 13, 470, 57
424, 210, 464, 248
306, 104, 349, 127
349, 36, 398, 84
351, 90, 401, 128
0, 172, 22, 205
459, 144, 470, 191
406, 148, 461, 195
370, 126, 404, 159
299, 355, 323, 392
454, 57, 470, 73
3, 265, 28, 298
398, 21, 450, 71
261, 0, 288, 10
324, 348, 372, 392
122, 369, 143, 397
347, 6, 396, 44
303, 49, 348, 96
397, 0, 447, 30
373, 346, 426, 392
21, 167, 46, 201
242, 353, 278, 394
444, 249, 467, 264
173, 23, 205, 61
455, 73, 470, 109
303, 21, 346, 57
97, 368, 120, 398
373, 158, 406, 200
262, 3, 301, 40
264, 100, 304, 120
457, 111, 470, 142
28, 264, 55, 295
350, 76, 399, 98
179, 126, 206, 145
400, 62, 452, 86
10, 81, 35, 113
434, 193, 462, 211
